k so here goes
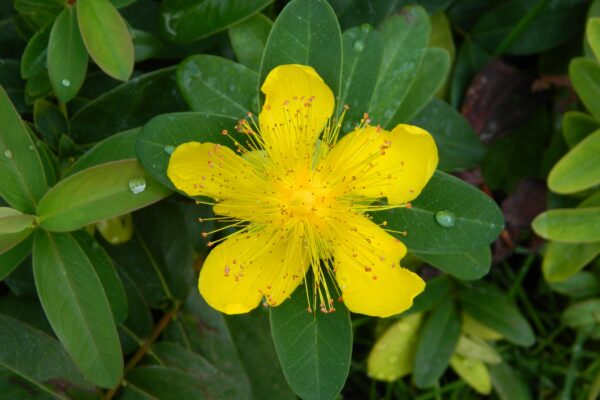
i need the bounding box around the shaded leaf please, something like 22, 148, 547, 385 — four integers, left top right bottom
228, 13, 272, 72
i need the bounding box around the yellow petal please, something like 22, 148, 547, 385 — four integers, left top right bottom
333, 214, 425, 317
259, 65, 334, 163
167, 141, 255, 199
323, 124, 438, 204
199, 230, 308, 314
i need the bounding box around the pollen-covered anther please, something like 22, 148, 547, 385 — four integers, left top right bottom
201, 232, 208, 238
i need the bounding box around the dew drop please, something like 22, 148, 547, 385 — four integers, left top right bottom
61, 79, 71, 87
435, 210, 455, 227
353, 40, 365, 52
128, 177, 147, 194
3, 149, 12, 159
163, 145, 175, 155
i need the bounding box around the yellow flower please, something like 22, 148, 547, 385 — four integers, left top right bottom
167, 64, 438, 317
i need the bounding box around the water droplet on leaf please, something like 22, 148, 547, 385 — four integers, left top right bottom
128, 177, 147, 194
163, 145, 175, 155
3, 149, 12, 159
62, 79, 71, 87
354, 40, 365, 52
435, 210, 455, 227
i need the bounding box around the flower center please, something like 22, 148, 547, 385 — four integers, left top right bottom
289, 188, 316, 215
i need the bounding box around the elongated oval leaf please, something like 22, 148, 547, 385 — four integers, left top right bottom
122, 366, 209, 398
77, 0, 134, 81
372, 171, 504, 253
37, 159, 171, 232
160, 0, 273, 43
137, 112, 240, 189
0, 86, 48, 213
0, 235, 32, 281
21, 25, 50, 79
33, 230, 123, 387
0, 314, 88, 396
489, 362, 532, 400
532, 207, 600, 243
260, 0, 342, 99
562, 111, 600, 148
543, 241, 600, 282
459, 283, 535, 347
177, 55, 258, 116
562, 298, 600, 328
570, 57, 600, 120
548, 130, 600, 194
414, 300, 461, 388
415, 246, 491, 280
48, 6, 88, 102
0, 207, 36, 254
229, 13, 273, 72
589, 18, 600, 62
270, 286, 352, 400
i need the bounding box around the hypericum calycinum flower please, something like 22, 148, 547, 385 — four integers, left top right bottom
167, 64, 438, 317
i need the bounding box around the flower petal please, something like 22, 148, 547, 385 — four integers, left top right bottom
259, 65, 334, 161
167, 141, 255, 199
333, 214, 425, 317
199, 230, 309, 314
323, 124, 438, 204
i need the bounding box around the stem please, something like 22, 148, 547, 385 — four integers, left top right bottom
103, 303, 181, 400
494, 0, 550, 56
509, 254, 535, 299
561, 329, 589, 400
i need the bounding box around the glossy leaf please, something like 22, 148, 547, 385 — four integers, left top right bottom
414, 300, 461, 388
270, 285, 352, 400
0, 207, 36, 254
176, 55, 258, 117
459, 283, 535, 347
159, 0, 273, 43
562, 111, 600, 148
570, 57, 600, 120
229, 13, 272, 71
368, 8, 430, 128
33, 230, 123, 387
372, 171, 504, 253
415, 246, 491, 280
0, 314, 88, 397
411, 97, 485, 172
70, 67, 187, 144
260, 0, 342, 99
20, 25, 50, 79
131, 29, 162, 62
48, 6, 88, 102
548, 130, 600, 194
137, 112, 239, 189
0, 235, 32, 281
37, 159, 171, 232
338, 25, 384, 129
0, 85, 49, 213
532, 207, 600, 243
77, 0, 134, 81
589, 18, 600, 62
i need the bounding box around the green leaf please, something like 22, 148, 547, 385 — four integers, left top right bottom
176, 55, 258, 116
0, 235, 32, 281
415, 246, 491, 280
0, 60, 27, 114
77, 0, 134, 81
413, 300, 461, 388
270, 285, 352, 400
34, 99, 68, 149
13, 0, 63, 31
372, 171, 504, 253
562, 298, 600, 328
589, 18, 600, 62
459, 283, 535, 347
21, 25, 50, 79
131, 29, 162, 62
137, 112, 239, 190
338, 25, 383, 129
0, 85, 49, 213
71, 230, 128, 324
66, 128, 138, 176
0, 207, 36, 254
471, 0, 587, 55
406, 275, 451, 315
450, 39, 490, 108
229, 13, 272, 72
489, 362, 532, 400
0, 314, 89, 398
121, 366, 208, 399
48, 6, 88, 102
32, 230, 123, 387
562, 111, 600, 148
117, 269, 153, 343
570, 57, 600, 120
549, 271, 600, 299
159, 0, 273, 43
70, 67, 187, 144
548, 130, 600, 194
543, 241, 600, 282
532, 207, 600, 243
368, 7, 430, 128
259, 0, 342, 99
410, 98, 485, 172
37, 159, 171, 232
